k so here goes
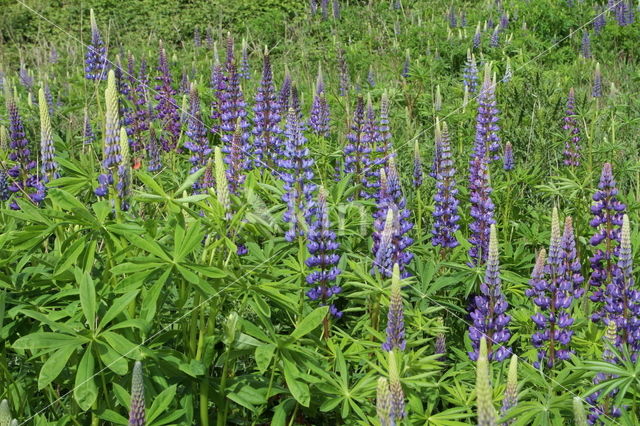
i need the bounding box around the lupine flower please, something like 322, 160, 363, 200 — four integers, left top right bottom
476, 337, 497, 425
460, 11, 467, 26
6, 99, 44, 209
615, 1, 629, 26
306, 186, 342, 321
434, 85, 442, 111
83, 109, 95, 145
154, 42, 181, 152
490, 26, 500, 48
581, 31, 592, 59
96, 70, 121, 198
337, 48, 350, 96
361, 95, 382, 197
382, 263, 406, 351
343, 96, 370, 191
469, 225, 511, 361
502, 58, 513, 83
468, 154, 495, 266
463, 50, 479, 94
0, 171, 10, 202
500, 355, 518, 424
214, 146, 231, 217
240, 38, 250, 80
503, 142, 514, 171
252, 51, 282, 170
474, 65, 501, 162
279, 108, 316, 241
376, 377, 392, 426
448, 6, 457, 28
372, 159, 414, 277
184, 85, 211, 188
332, 0, 341, 20
387, 350, 406, 422
43, 83, 55, 116
365, 65, 375, 88
500, 13, 509, 30
19, 64, 34, 90
128, 361, 145, 426
85, 9, 108, 80
589, 163, 626, 322
402, 49, 410, 79
626, 0, 635, 24
527, 208, 576, 369
225, 120, 248, 195
605, 214, 640, 353
117, 127, 131, 211
310, 0, 318, 14
412, 140, 423, 187
308, 66, 331, 138
562, 88, 581, 166
147, 127, 162, 172
432, 120, 460, 250
594, 6, 606, 34
321, 0, 329, 20
205, 26, 213, 48
193, 27, 201, 48
560, 217, 584, 298
377, 92, 393, 163
585, 321, 622, 423
279, 66, 292, 115
592, 63, 602, 98
50, 45, 59, 63
220, 51, 252, 170
290, 85, 304, 129
573, 397, 588, 426
473, 23, 482, 49
435, 333, 447, 359
39, 87, 58, 182
125, 55, 150, 155
179, 70, 189, 95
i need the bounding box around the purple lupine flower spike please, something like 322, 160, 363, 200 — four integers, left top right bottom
154, 41, 181, 152
332, 0, 341, 20
50, 45, 59, 64
448, 6, 457, 28
463, 50, 479, 94
594, 6, 606, 34
371, 158, 414, 278
592, 63, 602, 98
468, 154, 495, 266
474, 64, 501, 162
401, 49, 410, 79
210, 42, 225, 135
147, 127, 162, 172
586, 322, 623, 423
306, 186, 342, 324
117, 127, 132, 211
39, 87, 58, 182
226, 120, 248, 195
184, 84, 211, 189
560, 217, 584, 299
377, 91, 393, 164
193, 27, 201, 47
589, 163, 626, 323
252, 49, 282, 170
503, 142, 514, 171
412, 141, 423, 187
279, 65, 292, 116
343, 96, 370, 193
581, 31, 592, 59
473, 23, 482, 49
85, 9, 108, 81
308, 65, 331, 138
18, 65, 33, 90
382, 264, 406, 351
321, 0, 329, 20
337, 48, 350, 96
128, 361, 145, 426
489, 26, 500, 48
44, 83, 55, 116
526, 209, 576, 369
563, 88, 581, 166
96, 70, 122, 199
361, 94, 382, 198
469, 225, 511, 361
500, 13, 509, 30
83, 108, 95, 145
240, 38, 250, 80
432, 120, 460, 250
606, 214, 640, 353
278, 108, 316, 242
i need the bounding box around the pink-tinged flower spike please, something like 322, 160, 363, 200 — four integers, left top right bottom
469, 225, 511, 362
39, 87, 58, 182
562, 88, 581, 167
432, 120, 460, 250
128, 361, 145, 426
154, 41, 181, 152
85, 9, 108, 81
308, 65, 331, 138
589, 163, 626, 323
252, 49, 282, 170
382, 264, 406, 351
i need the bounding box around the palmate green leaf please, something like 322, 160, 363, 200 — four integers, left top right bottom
147, 384, 177, 424
54, 238, 86, 276
97, 409, 128, 425
255, 343, 276, 372
289, 306, 329, 341
76, 269, 96, 330
13, 332, 88, 351
100, 331, 140, 359
125, 234, 171, 261
96, 342, 129, 375
74, 347, 98, 411
282, 358, 310, 407
98, 290, 140, 331
37, 344, 78, 390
